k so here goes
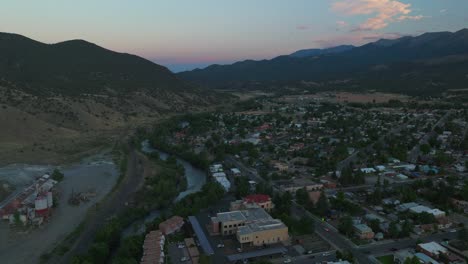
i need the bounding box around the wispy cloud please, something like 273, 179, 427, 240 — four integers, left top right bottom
336, 20, 349, 28
332, 0, 423, 31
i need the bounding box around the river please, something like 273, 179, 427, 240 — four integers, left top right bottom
121, 140, 207, 237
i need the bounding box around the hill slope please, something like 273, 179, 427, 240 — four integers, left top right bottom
0, 32, 185, 96
178, 29, 468, 94
0, 33, 228, 165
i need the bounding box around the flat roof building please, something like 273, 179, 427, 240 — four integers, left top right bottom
211, 208, 289, 247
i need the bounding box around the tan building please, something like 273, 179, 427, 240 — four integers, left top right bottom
237, 219, 289, 246
211, 208, 289, 246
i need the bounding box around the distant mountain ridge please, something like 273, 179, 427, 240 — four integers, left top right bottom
289, 45, 355, 58
178, 29, 468, 94
0, 32, 183, 96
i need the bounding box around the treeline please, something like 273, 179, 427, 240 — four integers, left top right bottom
172, 181, 225, 217
71, 208, 148, 264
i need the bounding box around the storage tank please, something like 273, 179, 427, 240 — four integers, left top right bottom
35, 196, 48, 215
47, 192, 53, 208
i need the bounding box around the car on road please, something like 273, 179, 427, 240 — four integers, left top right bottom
217, 243, 225, 248
283, 259, 292, 263
177, 244, 185, 249
390, 248, 398, 252
322, 252, 331, 256
180, 257, 189, 262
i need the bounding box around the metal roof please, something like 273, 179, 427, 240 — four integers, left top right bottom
226, 246, 287, 261
188, 216, 214, 255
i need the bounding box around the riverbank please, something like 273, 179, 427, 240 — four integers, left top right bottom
119, 141, 207, 238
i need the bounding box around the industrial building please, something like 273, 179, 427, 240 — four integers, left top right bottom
0, 174, 57, 226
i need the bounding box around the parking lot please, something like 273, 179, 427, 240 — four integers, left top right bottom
168, 242, 191, 264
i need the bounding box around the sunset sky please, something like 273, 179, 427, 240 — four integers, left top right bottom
1, 0, 467, 72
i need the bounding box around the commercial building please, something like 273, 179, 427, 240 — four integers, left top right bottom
211, 208, 289, 246
236, 219, 289, 246
353, 224, 374, 240
417, 242, 448, 259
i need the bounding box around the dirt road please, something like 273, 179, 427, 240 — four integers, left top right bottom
49, 147, 147, 264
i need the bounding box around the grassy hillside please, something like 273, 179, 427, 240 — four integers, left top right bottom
0, 33, 232, 165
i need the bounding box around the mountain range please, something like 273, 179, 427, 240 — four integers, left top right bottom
178, 29, 468, 94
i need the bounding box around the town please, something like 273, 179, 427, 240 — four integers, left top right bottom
135, 93, 468, 264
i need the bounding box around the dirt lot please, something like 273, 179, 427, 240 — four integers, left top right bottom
0, 154, 118, 264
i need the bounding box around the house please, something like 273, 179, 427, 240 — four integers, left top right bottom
353, 224, 374, 239
230, 168, 241, 176
451, 199, 468, 214
308, 191, 322, 205
417, 242, 447, 259
360, 168, 376, 174
414, 252, 439, 264
394, 250, 414, 264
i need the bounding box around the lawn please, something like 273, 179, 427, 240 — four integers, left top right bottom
377, 255, 394, 264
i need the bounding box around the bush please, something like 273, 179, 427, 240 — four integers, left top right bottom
51, 169, 64, 181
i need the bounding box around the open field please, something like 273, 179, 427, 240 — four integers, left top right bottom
277, 92, 410, 104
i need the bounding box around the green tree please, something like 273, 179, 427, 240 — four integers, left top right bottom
89, 242, 109, 264
420, 144, 431, 155
315, 191, 329, 216
389, 221, 399, 238
404, 256, 420, 264
338, 216, 354, 236
51, 168, 64, 181
295, 187, 309, 206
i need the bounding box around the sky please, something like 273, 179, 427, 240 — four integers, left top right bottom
1, 0, 467, 72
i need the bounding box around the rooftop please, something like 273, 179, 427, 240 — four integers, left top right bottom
237, 219, 286, 236
418, 242, 447, 255
244, 194, 271, 204
213, 208, 272, 223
